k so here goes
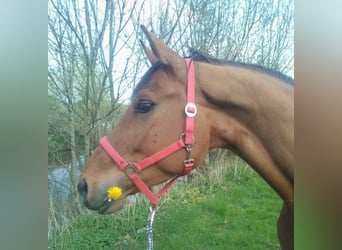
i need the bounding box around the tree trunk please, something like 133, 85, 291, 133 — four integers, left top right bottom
69, 109, 84, 213
84, 133, 90, 163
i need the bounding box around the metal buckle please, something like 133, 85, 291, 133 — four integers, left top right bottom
184, 158, 194, 164
184, 103, 197, 117
185, 144, 192, 158
184, 144, 194, 165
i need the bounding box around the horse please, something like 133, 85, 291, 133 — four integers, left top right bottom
78, 26, 294, 250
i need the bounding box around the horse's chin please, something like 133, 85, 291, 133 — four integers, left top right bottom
97, 198, 126, 214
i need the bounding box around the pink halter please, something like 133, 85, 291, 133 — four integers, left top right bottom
99, 58, 196, 206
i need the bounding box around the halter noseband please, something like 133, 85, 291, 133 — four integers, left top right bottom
99, 58, 196, 206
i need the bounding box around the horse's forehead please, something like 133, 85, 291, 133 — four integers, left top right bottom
132, 62, 166, 97
132, 63, 178, 98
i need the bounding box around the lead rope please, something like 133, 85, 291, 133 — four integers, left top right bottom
147, 203, 157, 250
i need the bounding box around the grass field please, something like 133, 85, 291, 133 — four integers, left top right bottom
48, 157, 282, 249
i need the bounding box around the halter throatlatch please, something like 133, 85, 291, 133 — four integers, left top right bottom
99, 58, 196, 207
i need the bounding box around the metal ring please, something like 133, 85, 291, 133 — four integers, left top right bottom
184, 103, 197, 117
179, 133, 195, 144
124, 162, 138, 176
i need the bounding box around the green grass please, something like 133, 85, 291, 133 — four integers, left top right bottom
48, 157, 282, 249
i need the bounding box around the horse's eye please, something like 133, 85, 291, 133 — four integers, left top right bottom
135, 100, 155, 113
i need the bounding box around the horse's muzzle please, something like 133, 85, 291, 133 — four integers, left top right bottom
77, 178, 126, 213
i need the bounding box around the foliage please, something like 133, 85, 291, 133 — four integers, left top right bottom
48, 157, 281, 249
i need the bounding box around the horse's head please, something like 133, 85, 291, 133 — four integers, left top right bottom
78, 26, 210, 213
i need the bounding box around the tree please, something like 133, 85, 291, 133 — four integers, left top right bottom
48, 0, 146, 214
185, 0, 293, 74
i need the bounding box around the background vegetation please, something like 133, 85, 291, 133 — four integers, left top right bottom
49, 157, 282, 249
48, 0, 293, 248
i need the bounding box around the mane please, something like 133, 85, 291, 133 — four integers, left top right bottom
132, 49, 293, 99
188, 48, 294, 85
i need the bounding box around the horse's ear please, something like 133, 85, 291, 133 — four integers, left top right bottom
139, 40, 159, 65
140, 25, 183, 70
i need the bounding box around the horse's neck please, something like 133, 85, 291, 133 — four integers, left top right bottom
197, 62, 294, 203
197, 63, 293, 123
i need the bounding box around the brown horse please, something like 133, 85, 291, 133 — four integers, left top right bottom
78, 26, 294, 249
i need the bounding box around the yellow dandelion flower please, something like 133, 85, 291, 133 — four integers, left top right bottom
107, 186, 122, 201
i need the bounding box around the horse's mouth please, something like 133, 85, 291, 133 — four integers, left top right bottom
97, 199, 112, 214
96, 197, 126, 214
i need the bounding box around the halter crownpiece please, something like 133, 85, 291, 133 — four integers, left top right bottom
100, 58, 196, 207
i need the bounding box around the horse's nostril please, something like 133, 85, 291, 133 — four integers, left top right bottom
77, 178, 88, 201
